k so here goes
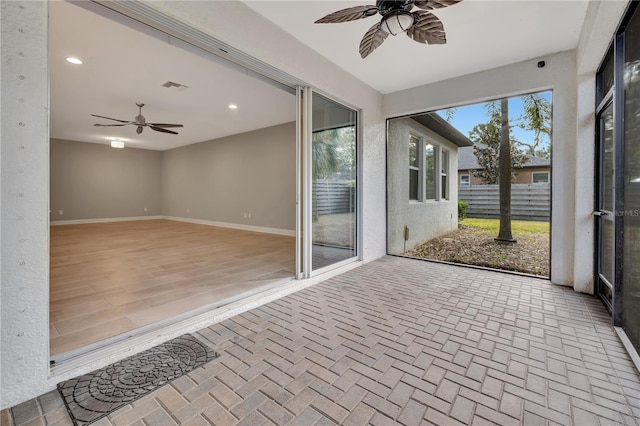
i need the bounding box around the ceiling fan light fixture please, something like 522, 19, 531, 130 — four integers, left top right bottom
136, 126, 143, 134
380, 11, 414, 35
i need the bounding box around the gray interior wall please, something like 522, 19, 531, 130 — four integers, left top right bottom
161, 122, 296, 231
50, 139, 162, 221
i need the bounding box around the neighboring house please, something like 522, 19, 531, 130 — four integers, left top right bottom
457, 145, 551, 186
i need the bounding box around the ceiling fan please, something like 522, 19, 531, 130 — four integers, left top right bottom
315, 0, 463, 58
91, 103, 183, 135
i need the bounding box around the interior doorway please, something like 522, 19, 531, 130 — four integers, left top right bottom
48, 1, 298, 359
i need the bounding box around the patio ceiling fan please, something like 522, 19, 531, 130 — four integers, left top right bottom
91, 103, 183, 135
315, 0, 463, 58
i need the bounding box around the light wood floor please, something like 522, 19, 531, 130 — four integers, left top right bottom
49, 219, 295, 357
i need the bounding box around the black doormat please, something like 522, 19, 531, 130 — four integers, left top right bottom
57, 334, 218, 426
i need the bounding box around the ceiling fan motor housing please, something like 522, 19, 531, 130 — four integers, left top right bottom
376, 0, 415, 15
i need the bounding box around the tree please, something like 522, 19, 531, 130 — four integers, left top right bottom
312, 129, 339, 221
312, 129, 339, 180
496, 98, 516, 242
468, 106, 526, 185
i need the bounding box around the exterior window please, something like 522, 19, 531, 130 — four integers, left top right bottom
409, 136, 419, 200
425, 143, 436, 200
532, 171, 549, 184
460, 174, 470, 186
408, 135, 444, 202
441, 149, 449, 199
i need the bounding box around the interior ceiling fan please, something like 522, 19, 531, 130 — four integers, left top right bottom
91, 103, 183, 135
315, 0, 463, 58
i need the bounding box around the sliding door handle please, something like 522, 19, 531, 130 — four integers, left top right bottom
593, 211, 609, 217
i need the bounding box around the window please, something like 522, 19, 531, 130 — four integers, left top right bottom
425, 143, 436, 200
441, 150, 449, 199
409, 135, 419, 200
532, 171, 549, 184
460, 174, 470, 186
408, 135, 442, 201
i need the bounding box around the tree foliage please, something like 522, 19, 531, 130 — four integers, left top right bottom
515, 94, 551, 158
468, 103, 527, 184
312, 129, 339, 180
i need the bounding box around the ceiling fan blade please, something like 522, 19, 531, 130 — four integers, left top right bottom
414, 0, 463, 10
147, 123, 184, 128
149, 125, 179, 135
90, 114, 132, 123
359, 22, 389, 58
93, 123, 130, 127
315, 5, 378, 24
406, 11, 446, 45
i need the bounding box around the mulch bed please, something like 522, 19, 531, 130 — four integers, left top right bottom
406, 225, 550, 277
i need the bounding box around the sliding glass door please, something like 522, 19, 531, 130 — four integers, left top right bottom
622, 5, 640, 353
595, 2, 640, 356
299, 89, 358, 276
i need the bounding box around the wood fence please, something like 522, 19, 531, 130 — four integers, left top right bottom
458, 183, 550, 221
314, 179, 355, 215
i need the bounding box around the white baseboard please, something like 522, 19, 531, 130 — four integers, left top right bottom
50, 216, 163, 226
163, 216, 295, 237
51, 215, 296, 237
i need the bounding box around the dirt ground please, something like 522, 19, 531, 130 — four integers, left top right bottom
406, 224, 550, 277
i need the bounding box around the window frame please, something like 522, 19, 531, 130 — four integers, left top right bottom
409, 134, 422, 201
408, 133, 449, 202
532, 171, 550, 184
441, 149, 450, 199
460, 174, 470, 186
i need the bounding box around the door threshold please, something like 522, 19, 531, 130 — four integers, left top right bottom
50, 276, 295, 365
614, 327, 640, 374
49, 260, 361, 382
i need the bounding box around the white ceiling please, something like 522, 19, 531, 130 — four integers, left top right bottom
49, 1, 296, 151
50, 1, 590, 151
243, 0, 590, 94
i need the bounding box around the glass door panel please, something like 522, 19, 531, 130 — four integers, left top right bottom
596, 102, 615, 310
623, 5, 640, 353
311, 93, 357, 271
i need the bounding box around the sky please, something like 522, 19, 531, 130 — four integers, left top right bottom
436, 91, 552, 151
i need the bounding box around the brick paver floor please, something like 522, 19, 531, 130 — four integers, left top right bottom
4, 256, 640, 425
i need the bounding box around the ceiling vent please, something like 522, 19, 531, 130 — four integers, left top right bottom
161, 81, 188, 89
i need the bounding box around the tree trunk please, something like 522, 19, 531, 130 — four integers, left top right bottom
496, 98, 516, 242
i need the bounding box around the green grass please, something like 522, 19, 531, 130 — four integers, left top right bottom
461, 218, 549, 234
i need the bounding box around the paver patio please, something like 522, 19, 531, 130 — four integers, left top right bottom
4, 256, 640, 425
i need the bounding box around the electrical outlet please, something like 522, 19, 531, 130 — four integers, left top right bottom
187, 208, 190, 214
243, 212, 247, 218
144, 207, 147, 212
58, 210, 63, 215
248, 213, 251, 219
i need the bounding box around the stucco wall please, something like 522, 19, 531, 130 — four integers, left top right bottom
387, 118, 459, 254
384, 50, 578, 287
1, 0, 51, 410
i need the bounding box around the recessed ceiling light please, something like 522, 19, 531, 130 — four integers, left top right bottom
228, 104, 238, 110
66, 57, 83, 65
111, 140, 125, 149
